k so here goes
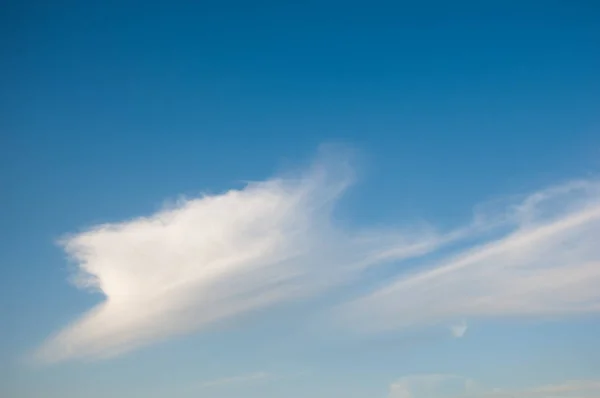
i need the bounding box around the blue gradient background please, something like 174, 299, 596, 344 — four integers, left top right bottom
2, 1, 599, 397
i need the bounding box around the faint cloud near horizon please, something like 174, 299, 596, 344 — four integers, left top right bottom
199, 372, 271, 389
388, 374, 600, 398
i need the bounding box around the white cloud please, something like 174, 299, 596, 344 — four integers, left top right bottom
336, 180, 600, 334
34, 147, 452, 363
388, 375, 600, 398
198, 372, 271, 388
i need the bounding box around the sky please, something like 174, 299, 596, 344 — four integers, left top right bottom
1, 1, 600, 397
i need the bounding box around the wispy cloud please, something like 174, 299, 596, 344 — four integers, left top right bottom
388, 374, 600, 398
389, 374, 469, 398
449, 320, 468, 338
199, 372, 271, 388
336, 180, 600, 334
33, 147, 448, 363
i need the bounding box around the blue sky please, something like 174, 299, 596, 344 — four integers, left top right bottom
2, 1, 600, 397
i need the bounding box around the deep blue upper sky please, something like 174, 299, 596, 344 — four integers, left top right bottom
1, 2, 600, 397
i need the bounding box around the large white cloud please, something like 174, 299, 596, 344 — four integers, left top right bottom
34, 148, 448, 363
